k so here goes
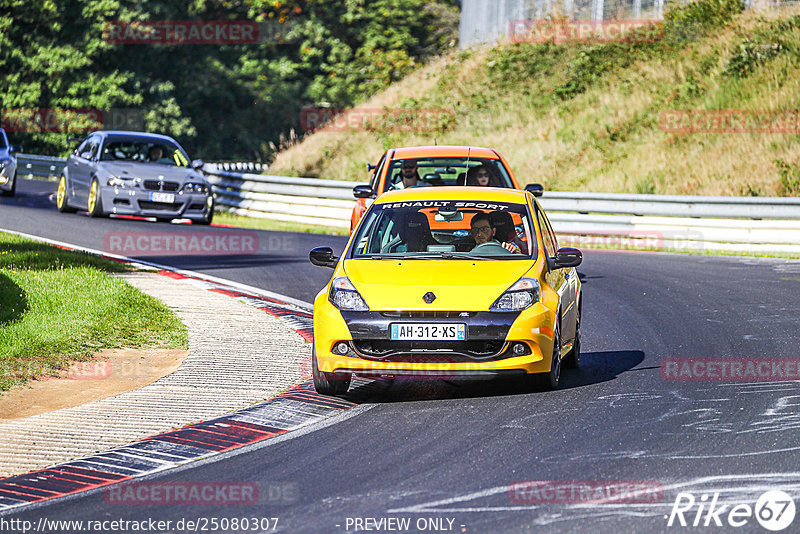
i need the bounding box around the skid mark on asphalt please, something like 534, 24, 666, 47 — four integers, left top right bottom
386, 473, 800, 526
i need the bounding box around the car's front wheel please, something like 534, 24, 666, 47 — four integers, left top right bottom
56, 175, 76, 213
312, 347, 351, 396
87, 178, 105, 217
194, 197, 214, 225
533, 321, 561, 390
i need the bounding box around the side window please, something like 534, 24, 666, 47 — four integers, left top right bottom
78, 137, 99, 160
541, 209, 558, 251
536, 208, 556, 257
75, 139, 90, 158
369, 153, 386, 192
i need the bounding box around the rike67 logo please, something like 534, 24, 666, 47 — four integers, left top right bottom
667, 490, 795, 531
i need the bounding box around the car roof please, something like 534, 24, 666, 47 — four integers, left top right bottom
375, 186, 529, 204
389, 146, 500, 159
89, 130, 180, 143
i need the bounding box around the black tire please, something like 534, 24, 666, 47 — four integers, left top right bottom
0, 171, 16, 197
532, 321, 561, 390
56, 174, 77, 213
87, 178, 105, 217
563, 309, 581, 369
193, 198, 214, 225
312, 346, 351, 396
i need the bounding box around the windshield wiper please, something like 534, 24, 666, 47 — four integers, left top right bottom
418, 253, 502, 261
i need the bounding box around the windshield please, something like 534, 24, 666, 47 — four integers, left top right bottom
100, 140, 189, 167
382, 157, 513, 192
350, 200, 536, 260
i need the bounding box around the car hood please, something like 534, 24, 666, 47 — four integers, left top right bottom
343, 259, 535, 311
98, 161, 203, 183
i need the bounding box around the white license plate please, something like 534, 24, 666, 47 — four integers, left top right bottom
150, 192, 175, 203
390, 323, 466, 341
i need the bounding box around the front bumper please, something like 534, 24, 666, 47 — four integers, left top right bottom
313, 297, 557, 377
100, 186, 212, 219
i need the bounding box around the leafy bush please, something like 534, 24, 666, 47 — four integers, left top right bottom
663, 0, 744, 31
775, 159, 800, 196
723, 40, 784, 77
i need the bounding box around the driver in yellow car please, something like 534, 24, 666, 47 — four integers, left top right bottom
469, 212, 520, 253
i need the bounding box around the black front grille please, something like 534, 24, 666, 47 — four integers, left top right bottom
143, 180, 180, 192
352, 340, 506, 360
188, 203, 204, 211
138, 201, 180, 211
380, 311, 476, 319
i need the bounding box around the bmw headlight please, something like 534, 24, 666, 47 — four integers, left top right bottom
490, 277, 539, 312
329, 277, 369, 311
183, 183, 209, 194
107, 177, 135, 187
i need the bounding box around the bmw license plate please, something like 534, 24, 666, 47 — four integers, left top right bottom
150, 192, 175, 203
390, 323, 466, 341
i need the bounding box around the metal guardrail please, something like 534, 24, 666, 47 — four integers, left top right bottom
14, 156, 800, 253
17, 154, 66, 180
202, 166, 800, 253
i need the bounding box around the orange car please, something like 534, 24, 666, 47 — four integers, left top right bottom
350, 146, 540, 232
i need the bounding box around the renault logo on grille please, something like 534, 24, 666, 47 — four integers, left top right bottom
423, 291, 436, 304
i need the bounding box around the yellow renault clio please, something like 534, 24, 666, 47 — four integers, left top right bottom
309, 186, 582, 396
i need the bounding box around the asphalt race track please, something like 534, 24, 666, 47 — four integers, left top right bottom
2, 178, 800, 533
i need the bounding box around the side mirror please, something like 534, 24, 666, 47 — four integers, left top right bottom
10, 144, 22, 154
525, 183, 544, 197
366, 162, 376, 172
549, 247, 582, 269
191, 159, 205, 170
309, 247, 338, 268
353, 184, 372, 199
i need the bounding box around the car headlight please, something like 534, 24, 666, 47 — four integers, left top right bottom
107, 177, 134, 187
490, 277, 539, 312
329, 277, 369, 311
183, 183, 209, 194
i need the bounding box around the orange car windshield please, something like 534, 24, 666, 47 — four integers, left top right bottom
383, 158, 513, 192
351, 200, 537, 260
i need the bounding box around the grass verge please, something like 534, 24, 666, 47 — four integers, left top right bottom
213, 211, 350, 236
0, 232, 188, 393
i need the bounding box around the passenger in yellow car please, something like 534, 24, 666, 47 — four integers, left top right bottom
470, 212, 520, 253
